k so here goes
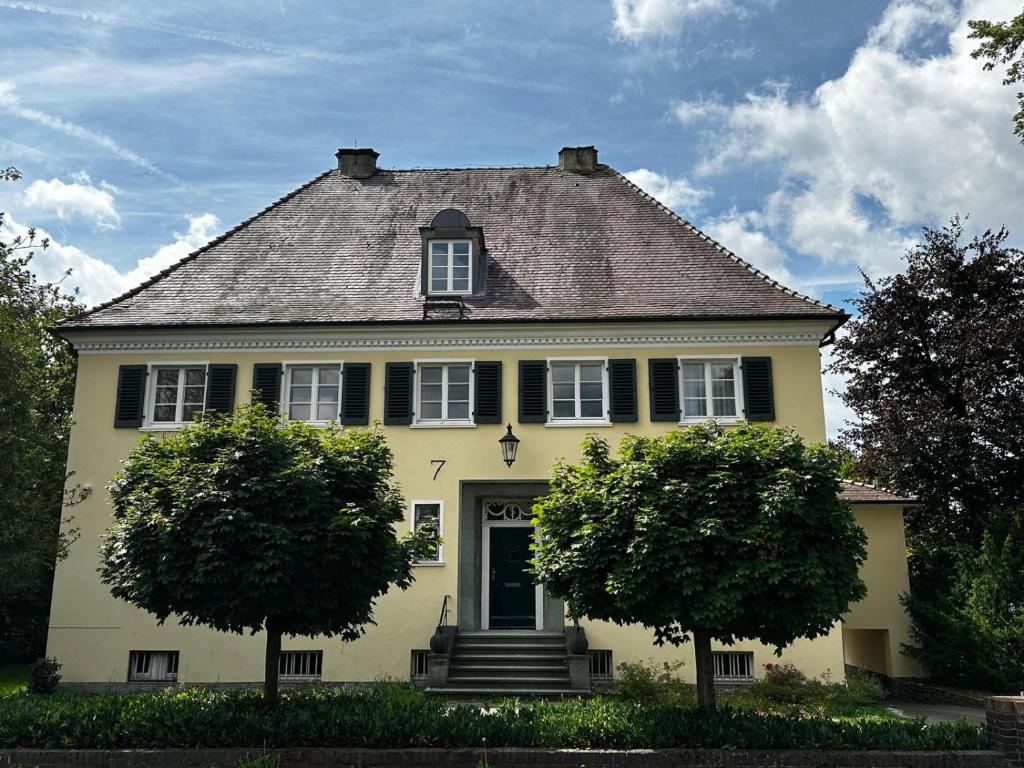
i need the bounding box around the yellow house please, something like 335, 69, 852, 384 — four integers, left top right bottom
47, 145, 921, 693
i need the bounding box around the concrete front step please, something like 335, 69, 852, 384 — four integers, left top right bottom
425, 687, 588, 699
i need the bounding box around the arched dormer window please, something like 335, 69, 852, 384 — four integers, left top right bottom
420, 208, 485, 297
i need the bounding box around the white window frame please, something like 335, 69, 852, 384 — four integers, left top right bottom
411, 499, 444, 566
278, 650, 323, 682
412, 359, 476, 428
545, 356, 611, 427
712, 650, 755, 682
281, 361, 344, 425
142, 361, 209, 430
677, 355, 744, 425
127, 650, 179, 682
427, 239, 473, 296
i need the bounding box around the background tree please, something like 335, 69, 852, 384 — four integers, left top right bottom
970, 7, 1024, 143
828, 217, 1024, 691
0, 166, 85, 664
532, 424, 867, 712
101, 405, 433, 705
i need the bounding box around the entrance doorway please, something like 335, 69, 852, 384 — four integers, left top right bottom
481, 499, 542, 630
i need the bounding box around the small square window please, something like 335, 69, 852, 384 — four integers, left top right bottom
279, 650, 323, 681
150, 367, 206, 424
427, 240, 473, 295
712, 651, 754, 682
548, 361, 609, 423
415, 363, 473, 425
285, 364, 341, 423
680, 359, 741, 421
412, 502, 442, 563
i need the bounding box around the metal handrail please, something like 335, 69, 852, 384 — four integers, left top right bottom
437, 594, 451, 630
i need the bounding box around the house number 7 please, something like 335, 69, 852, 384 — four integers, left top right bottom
430, 459, 446, 481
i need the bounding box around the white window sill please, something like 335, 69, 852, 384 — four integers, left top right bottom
413, 560, 445, 567
410, 422, 476, 429
544, 420, 613, 428
678, 417, 741, 426
140, 423, 188, 432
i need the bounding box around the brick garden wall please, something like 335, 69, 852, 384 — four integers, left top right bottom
988, 696, 1024, 768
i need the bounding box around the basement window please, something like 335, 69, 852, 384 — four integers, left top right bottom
128, 650, 179, 682
410, 649, 430, 684
712, 651, 754, 682
279, 650, 323, 682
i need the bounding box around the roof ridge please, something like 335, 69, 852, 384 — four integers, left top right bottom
380, 165, 555, 172
610, 169, 843, 316
58, 168, 336, 325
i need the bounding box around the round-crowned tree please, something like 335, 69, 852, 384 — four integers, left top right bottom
101, 404, 432, 704
533, 423, 868, 712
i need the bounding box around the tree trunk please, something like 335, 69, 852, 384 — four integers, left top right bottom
264, 624, 281, 707
693, 628, 717, 713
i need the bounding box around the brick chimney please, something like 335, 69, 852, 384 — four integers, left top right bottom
558, 146, 598, 173
336, 148, 379, 178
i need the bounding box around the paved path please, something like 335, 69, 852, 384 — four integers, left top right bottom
887, 701, 986, 724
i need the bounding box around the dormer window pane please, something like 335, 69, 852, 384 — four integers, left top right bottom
427, 240, 473, 295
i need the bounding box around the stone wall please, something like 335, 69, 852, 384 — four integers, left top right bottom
988, 696, 1024, 768
0, 749, 1005, 768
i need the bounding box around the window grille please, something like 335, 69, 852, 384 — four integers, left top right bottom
712, 651, 754, 682
589, 649, 613, 684
128, 651, 179, 682
279, 650, 323, 681
410, 650, 430, 683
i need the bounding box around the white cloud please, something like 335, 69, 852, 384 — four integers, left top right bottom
0, 213, 219, 307
611, 0, 744, 40
624, 168, 709, 214
701, 208, 796, 288
22, 173, 120, 229
675, 0, 1024, 279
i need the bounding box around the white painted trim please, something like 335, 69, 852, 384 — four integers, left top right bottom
141, 361, 209, 429
63, 319, 836, 354
677, 355, 744, 424
281, 361, 344, 425
426, 239, 473, 296
546, 357, 611, 426
480, 499, 542, 632
412, 359, 475, 427
411, 499, 444, 566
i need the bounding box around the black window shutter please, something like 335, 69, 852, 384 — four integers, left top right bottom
518, 360, 547, 423
742, 357, 775, 421
114, 364, 147, 428
608, 359, 638, 423
384, 362, 414, 425
648, 358, 680, 422
473, 361, 502, 424
340, 362, 371, 425
251, 363, 282, 410
205, 364, 237, 414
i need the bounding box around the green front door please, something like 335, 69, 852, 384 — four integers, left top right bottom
488, 526, 535, 629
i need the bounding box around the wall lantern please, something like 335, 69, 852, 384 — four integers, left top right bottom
499, 424, 520, 468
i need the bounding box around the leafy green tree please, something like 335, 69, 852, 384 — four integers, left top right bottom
970, 8, 1024, 143
101, 406, 433, 704
0, 166, 85, 663
532, 424, 867, 712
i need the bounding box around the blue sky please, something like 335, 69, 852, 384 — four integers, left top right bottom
1, 0, 1022, 435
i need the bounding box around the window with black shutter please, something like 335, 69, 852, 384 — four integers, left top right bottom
251, 363, 282, 410
340, 362, 370, 425
648, 358, 680, 422
473, 361, 502, 424
114, 364, 147, 428
518, 360, 547, 423
204, 364, 237, 415
384, 362, 415, 425
741, 357, 775, 421
608, 359, 637, 423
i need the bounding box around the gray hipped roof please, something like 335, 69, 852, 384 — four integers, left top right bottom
60, 165, 845, 329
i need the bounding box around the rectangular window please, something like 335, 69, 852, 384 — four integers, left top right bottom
680, 358, 741, 421
285, 364, 342, 422
410, 649, 430, 684
415, 363, 472, 425
712, 651, 754, 682
428, 240, 472, 295
151, 366, 206, 424
128, 650, 179, 682
279, 650, 323, 681
589, 649, 614, 685
412, 501, 442, 564
548, 360, 608, 423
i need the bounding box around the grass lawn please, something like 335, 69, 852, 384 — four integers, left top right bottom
0, 665, 29, 696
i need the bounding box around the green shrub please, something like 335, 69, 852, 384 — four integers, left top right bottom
232, 756, 277, 768
26, 657, 61, 694
616, 659, 694, 706
748, 663, 822, 704
0, 685, 985, 751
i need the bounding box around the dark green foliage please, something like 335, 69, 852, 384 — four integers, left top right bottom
969, 8, 1024, 142
902, 507, 1024, 692
0, 687, 986, 751
100, 406, 432, 701
0, 167, 85, 662
533, 424, 867, 652
746, 664, 884, 709
26, 657, 61, 694
615, 660, 693, 706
